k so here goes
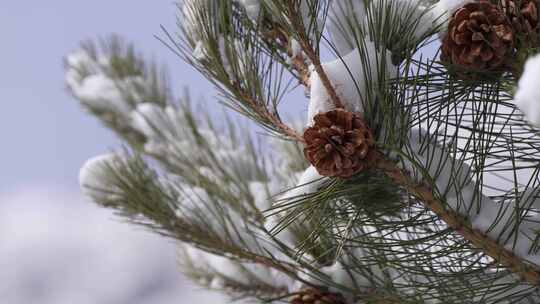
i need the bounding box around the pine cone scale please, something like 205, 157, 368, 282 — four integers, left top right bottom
314, 114, 332, 127
502, 0, 540, 48
454, 7, 470, 23
481, 49, 494, 61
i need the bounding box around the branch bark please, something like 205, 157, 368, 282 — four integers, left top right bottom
375, 153, 540, 286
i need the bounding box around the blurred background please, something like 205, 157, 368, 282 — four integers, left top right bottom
0, 1, 226, 303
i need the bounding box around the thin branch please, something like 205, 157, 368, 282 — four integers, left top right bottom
262, 22, 311, 88
290, 50, 311, 89
286, 2, 344, 108
235, 85, 305, 142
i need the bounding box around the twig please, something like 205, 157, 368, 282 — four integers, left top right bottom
262, 24, 311, 88
235, 86, 305, 142
286, 2, 344, 108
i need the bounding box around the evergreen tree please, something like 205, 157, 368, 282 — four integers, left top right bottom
67, 0, 540, 303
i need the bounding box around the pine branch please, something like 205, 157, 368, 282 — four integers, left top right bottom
276, 4, 540, 287
71, 1, 540, 302
159, 2, 307, 142
374, 152, 540, 287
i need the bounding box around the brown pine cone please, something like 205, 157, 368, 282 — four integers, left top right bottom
303, 109, 375, 178
290, 288, 347, 304
501, 0, 539, 39
441, 0, 515, 71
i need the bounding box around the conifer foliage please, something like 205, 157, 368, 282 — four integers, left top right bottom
68, 0, 540, 303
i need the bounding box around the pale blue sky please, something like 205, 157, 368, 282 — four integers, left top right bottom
0, 1, 215, 190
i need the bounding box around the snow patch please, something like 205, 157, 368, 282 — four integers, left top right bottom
79, 153, 125, 203
515, 54, 540, 127
280, 166, 324, 200
130, 103, 169, 139
236, 0, 261, 20
406, 128, 540, 265
308, 44, 396, 125
71, 74, 132, 114
327, 0, 366, 55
